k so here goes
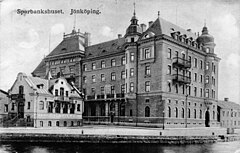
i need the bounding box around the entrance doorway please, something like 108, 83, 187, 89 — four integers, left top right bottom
18, 102, 24, 118
205, 110, 210, 127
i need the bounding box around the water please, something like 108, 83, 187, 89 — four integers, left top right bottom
0, 141, 240, 153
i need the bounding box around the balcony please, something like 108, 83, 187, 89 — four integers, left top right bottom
54, 96, 70, 101
10, 94, 25, 101
85, 93, 125, 101
172, 74, 191, 84
172, 57, 191, 69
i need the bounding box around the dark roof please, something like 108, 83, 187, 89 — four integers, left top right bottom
85, 38, 125, 59
32, 59, 46, 77
218, 100, 240, 110
46, 36, 83, 58
0, 89, 8, 95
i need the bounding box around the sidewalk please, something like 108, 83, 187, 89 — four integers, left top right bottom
0, 125, 227, 136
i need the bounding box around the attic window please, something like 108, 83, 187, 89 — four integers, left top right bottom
171, 28, 175, 31
62, 48, 67, 51
36, 84, 44, 89
102, 50, 106, 53
88, 53, 92, 56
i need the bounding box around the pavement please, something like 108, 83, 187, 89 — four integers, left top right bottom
0, 125, 228, 136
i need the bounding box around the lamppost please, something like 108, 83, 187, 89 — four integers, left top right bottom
163, 110, 165, 130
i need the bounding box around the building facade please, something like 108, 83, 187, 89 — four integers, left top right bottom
5, 72, 83, 127
32, 11, 220, 128
0, 89, 9, 126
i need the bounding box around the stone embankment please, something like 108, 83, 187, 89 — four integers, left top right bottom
0, 133, 218, 144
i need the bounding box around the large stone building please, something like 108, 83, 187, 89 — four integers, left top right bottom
32, 10, 220, 128
4, 72, 83, 127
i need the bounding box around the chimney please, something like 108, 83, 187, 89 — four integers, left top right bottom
148, 21, 153, 27
118, 34, 122, 39
140, 23, 147, 33
84, 32, 91, 46
187, 29, 192, 32
224, 98, 229, 102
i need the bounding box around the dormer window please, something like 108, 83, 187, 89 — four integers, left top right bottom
206, 48, 210, 53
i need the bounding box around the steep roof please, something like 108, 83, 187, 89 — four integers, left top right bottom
0, 89, 8, 95
142, 17, 197, 40
218, 100, 240, 110
25, 75, 51, 95
32, 59, 46, 77
85, 38, 125, 59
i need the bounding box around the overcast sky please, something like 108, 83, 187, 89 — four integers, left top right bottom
0, 0, 239, 103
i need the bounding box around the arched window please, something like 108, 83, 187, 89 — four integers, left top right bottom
39, 101, 44, 110
213, 111, 215, 120
188, 108, 191, 118
200, 110, 202, 119
194, 109, 197, 119
19, 85, 24, 94
168, 107, 171, 118
145, 106, 150, 117
56, 121, 59, 127
175, 107, 178, 118
181, 108, 184, 118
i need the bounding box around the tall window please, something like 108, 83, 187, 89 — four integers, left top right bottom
121, 56, 126, 65
121, 84, 125, 93
194, 58, 197, 67
200, 75, 203, 83
188, 108, 191, 118
200, 88, 203, 97
175, 84, 178, 93
111, 72, 116, 81
145, 106, 150, 117
27, 102, 30, 109
130, 82, 134, 92
194, 73, 197, 82
168, 48, 172, 58
39, 101, 44, 110
19, 85, 24, 94
200, 60, 203, 69
175, 107, 178, 118
111, 59, 116, 67
188, 86, 191, 95
167, 65, 171, 74
92, 75, 96, 83
188, 56, 192, 63
121, 71, 125, 79
111, 86, 115, 94
91, 88, 95, 94
175, 51, 179, 57
144, 48, 151, 59
101, 61, 105, 68
213, 111, 215, 120
205, 89, 209, 98
206, 62, 209, 70
182, 108, 184, 118
55, 89, 58, 96
60, 87, 64, 96
83, 64, 87, 71
101, 74, 105, 82
194, 109, 197, 119
83, 76, 87, 83
168, 82, 171, 92
200, 110, 202, 119
145, 81, 150, 92
194, 87, 197, 97
206, 76, 209, 84
182, 85, 185, 94
130, 68, 134, 77
145, 65, 150, 75
100, 87, 104, 94
130, 52, 135, 62
168, 106, 171, 118
92, 63, 96, 70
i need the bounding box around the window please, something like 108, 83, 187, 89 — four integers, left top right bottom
39, 101, 44, 110
175, 84, 178, 93
121, 56, 126, 65
4, 104, 8, 112
144, 48, 151, 59
77, 104, 81, 111
19, 85, 24, 94
182, 53, 185, 59
206, 48, 210, 53
206, 62, 209, 70
200, 88, 203, 97
181, 108, 184, 118
194, 109, 197, 119
168, 48, 172, 58
111, 59, 116, 67
126, 69, 128, 78
111, 86, 115, 94
40, 121, 43, 127
200, 110, 202, 119
83, 64, 87, 71
111, 72, 116, 81
200, 60, 203, 69
168, 82, 171, 92
101, 87, 105, 94
83, 76, 87, 83
213, 65, 216, 73
92, 63, 96, 70
51, 69, 56, 76
145, 65, 150, 76
145, 81, 150, 92
194, 58, 197, 67
64, 121, 67, 127
101, 74, 105, 82
11, 103, 14, 110
130, 52, 135, 62
121, 84, 125, 93
145, 106, 150, 117
130, 68, 134, 77
188, 108, 191, 118
131, 37, 134, 42
27, 102, 30, 109
175, 51, 179, 57
130, 82, 134, 92
92, 75, 96, 83
188, 56, 192, 63
60, 67, 65, 74
91, 88, 95, 94
121, 71, 125, 79
206, 76, 209, 84
200, 75, 203, 83
188, 86, 191, 95
48, 121, 52, 127
175, 107, 178, 118
205, 89, 209, 98
194, 87, 197, 97
182, 85, 185, 94
213, 111, 215, 120
145, 99, 150, 103
60, 87, 64, 96
101, 61, 105, 68
167, 65, 171, 74
69, 66, 74, 73
194, 73, 197, 82
130, 109, 133, 116
168, 107, 171, 118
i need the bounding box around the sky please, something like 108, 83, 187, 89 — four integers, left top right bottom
0, 0, 239, 103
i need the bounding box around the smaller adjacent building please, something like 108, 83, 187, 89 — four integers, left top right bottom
6, 72, 84, 127
0, 89, 9, 126
218, 98, 240, 128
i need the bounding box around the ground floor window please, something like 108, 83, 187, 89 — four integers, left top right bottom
40, 121, 43, 127
64, 121, 67, 127
48, 121, 52, 127
77, 121, 81, 126
71, 121, 74, 126
145, 106, 150, 117
56, 121, 59, 126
